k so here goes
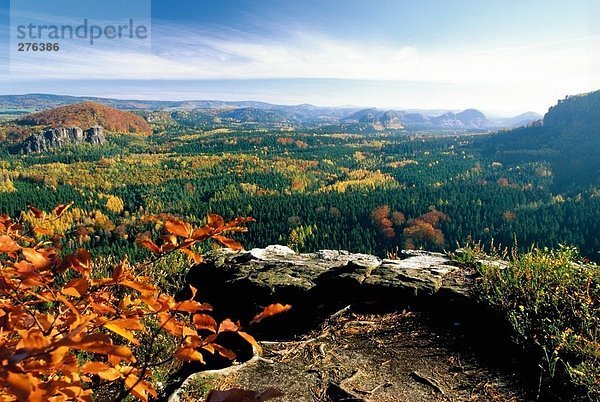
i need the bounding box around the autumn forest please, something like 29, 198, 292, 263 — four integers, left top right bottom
0, 95, 598, 264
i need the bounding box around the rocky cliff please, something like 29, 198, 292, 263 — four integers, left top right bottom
187, 246, 477, 327
21, 126, 106, 153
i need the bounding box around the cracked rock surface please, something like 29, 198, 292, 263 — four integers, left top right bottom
188, 246, 472, 314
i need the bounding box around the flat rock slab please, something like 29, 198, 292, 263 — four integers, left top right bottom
188, 246, 474, 317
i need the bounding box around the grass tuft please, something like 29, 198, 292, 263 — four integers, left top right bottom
472, 244, 599, 400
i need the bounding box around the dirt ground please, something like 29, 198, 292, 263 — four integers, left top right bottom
178, 308, 529, 402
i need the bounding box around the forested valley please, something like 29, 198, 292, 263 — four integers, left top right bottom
0, 92, 598, 263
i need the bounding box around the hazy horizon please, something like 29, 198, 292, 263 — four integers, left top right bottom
0, 86, 553, 118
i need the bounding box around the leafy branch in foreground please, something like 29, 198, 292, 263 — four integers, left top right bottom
0, 205, 290, 401
137, 213, 254, 264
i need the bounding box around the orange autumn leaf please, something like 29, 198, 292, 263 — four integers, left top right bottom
81, 362, 123, 381
237, 331, 263, 355
138, 239, 162, 254
193, 314, 218, 333
120, 279, 157, 295
218, 319, 239, 333
212, 235, 243, 251
20, 329, 52, 350
60, 333, 136, 363
28, 205, 44, 219
180, 247, 203, 263
174, 346, 205, 363
222, 216, 255, 232
80, 361, 110, 373
0, 235, 22, 254
206, 214, 225, 228
103, 320, 143, 345
158, 312, 185, 337
6, 372, 35, 401
33, 227, 53, 236
61, 278, 89, 298
59, 249, 91, 277
172, 300, 213, 313
125, 374, 157, 402
191, 226, 212, 240
164, 218, 192, 238
21, 248, 51, 269
52, 202, 74, 218
250, 303, 292, 324
212, 343, 236, 360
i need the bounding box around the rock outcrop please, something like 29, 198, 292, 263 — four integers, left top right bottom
187, 246, 474, 325
172, 247, 524, 402
344, 108, 493, 130
21, 126, 106, 153
431, 109, 490, 129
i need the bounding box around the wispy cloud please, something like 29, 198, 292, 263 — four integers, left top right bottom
3, 22, 600, 113
7, 24, 599, 83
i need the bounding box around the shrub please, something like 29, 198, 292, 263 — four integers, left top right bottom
476, 245, 599, 400
0, 204, 288, 401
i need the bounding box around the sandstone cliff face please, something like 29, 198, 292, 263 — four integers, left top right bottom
21, 126, 106, 153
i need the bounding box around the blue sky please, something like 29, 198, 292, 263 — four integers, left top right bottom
0, 0, 599, 115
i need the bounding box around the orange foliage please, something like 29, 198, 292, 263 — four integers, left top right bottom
371, 205, 408, 241
371, 205, 395, 240
250, 304, 292, 325
0, 205, 290, 401
391, 211, 406, 226
275, 137, 294, 145
402, 210, 448, 250
18, 102, 152, 135
371, 206, 448, 250
417, 210, 448, 227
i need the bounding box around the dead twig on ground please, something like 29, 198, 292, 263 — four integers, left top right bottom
340, 369, 363, 387
411, 370, 447, 396
329, 305, 353, 321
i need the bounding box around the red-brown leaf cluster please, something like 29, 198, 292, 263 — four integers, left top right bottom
371, 205, 407, 240
403, 210, 448, 249
138, 214, 255, 263
371, 206, 448, 250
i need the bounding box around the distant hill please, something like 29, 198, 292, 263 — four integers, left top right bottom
499, 111, 543, 128
0, 94, 529, 131
483, 90, 600, 189
0, 94, 282, 112
343, 109, 404, 130
431, 109, 491, 129
346, 107, 494, 130
219, 107, 292, 124
17, 102, 151, 135
456, 109, 490, 127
